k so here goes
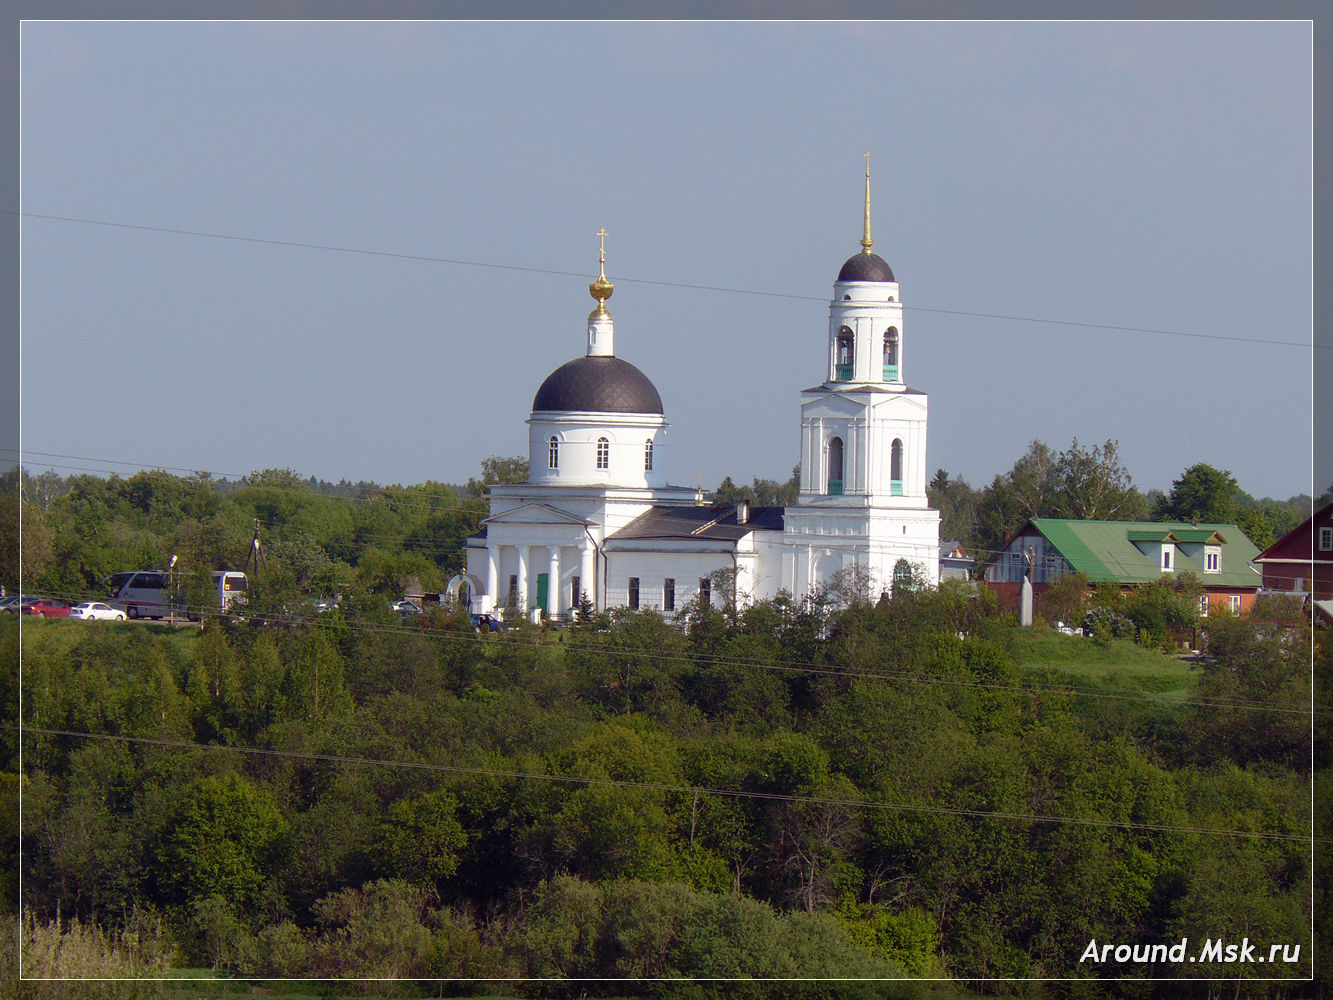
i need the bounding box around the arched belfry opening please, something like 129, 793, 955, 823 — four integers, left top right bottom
891, 438, 904, 495
836, 328, 854, 381
883, 327, 899, 381
827, 436, 845, 495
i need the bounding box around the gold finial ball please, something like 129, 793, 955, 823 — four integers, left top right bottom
589, 275, 614, 304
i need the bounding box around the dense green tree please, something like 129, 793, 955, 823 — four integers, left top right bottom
972, 439, 1146, 556
186, 624, 244, 741
0, 470, 21, 591
714, 466, 800, 507
310, 879, 433, 978
465, 455, 529, 498
277, 630, 353, 725
152, 770, 290, 910
375, 789, 467, 888
1155, 462, 1240, 524
928, 469, 979, 553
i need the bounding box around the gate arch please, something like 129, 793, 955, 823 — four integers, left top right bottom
445, 573, 485, 612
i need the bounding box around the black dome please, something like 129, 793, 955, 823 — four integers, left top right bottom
532, 356, 664, 414
837, 251, 895, 283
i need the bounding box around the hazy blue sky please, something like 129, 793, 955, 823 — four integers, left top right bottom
19, 20, 1314, 500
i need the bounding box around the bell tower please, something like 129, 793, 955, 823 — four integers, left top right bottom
784, 156, 940, 595
824, 153, 906, 388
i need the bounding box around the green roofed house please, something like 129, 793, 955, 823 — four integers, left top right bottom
978, 519, 1263, 618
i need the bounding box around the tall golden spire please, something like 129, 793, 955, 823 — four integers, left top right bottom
861, 151, 873, 254
589, 226, 614, 311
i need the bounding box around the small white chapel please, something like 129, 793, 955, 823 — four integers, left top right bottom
461, 165, 941, 619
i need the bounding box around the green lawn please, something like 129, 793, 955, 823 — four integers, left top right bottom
1003, 626, 1200, 704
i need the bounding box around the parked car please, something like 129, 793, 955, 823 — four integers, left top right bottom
391, 600, 422, 616
25, 598, 71, 618
0, 595, 20, 613
470, 613, 508, 632
1, 595, 41, 614
70, 601, 128, 622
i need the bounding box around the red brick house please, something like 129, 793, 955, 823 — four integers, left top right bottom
1253, 501, 1333, 599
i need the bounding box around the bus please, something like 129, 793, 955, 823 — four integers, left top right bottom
108, 569, 247, 619
212, 571, 248, 613
107, 571, 169, 619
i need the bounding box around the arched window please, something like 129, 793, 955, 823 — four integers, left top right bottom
883, 327, 899, 381
827, 436, 844, 495
548, 436, 559, 470
891, 438, 904, 496
835, 327, 854, 381
596, 437, 609, 470
644, 439, 653, 471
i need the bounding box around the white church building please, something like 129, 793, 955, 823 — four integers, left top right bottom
462, 172, 940, 619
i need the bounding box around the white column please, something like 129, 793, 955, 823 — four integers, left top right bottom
548, 549, 560, 619
581, 544, 596, 611
486, 546, 499, 611
517, 545, 529, 611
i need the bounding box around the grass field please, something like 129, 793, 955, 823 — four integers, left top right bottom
1003, 626, 1200, 704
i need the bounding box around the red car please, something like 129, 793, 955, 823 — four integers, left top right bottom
25, 598, 71, 618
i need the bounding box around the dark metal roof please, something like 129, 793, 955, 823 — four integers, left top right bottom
610, 504, 785, 542
532, 356, 664, 414
837, 251, 895, 283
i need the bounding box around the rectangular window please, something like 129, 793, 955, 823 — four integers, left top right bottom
507, 575, 518, 606
663, 578, 675, 612
698, 577, 711, 606
597, 438, 609, 470
548, 438, 559, 470
1229, 595, 1242, 613
571, 576, 581, 608
1199, 594, 1209, 618
1162, 546, 1174, 571
1205, 549, 1220, 572
644, 440, 654, 471
628, 577, 640, 610
1320, 526, 1333, 551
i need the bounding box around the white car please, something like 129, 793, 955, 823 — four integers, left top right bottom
70, 601, 127, 622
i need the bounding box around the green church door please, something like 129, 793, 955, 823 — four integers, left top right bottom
535, 573, 548, 615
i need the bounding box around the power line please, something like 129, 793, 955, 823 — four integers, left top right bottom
13, 209, 1320, 351
15, 725, 1320, 846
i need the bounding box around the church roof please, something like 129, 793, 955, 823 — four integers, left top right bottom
610, 504, 785, 542
532, 356, 664, 415
837, 251, 895, 283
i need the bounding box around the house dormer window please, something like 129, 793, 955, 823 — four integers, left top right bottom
596, 437, 609, 470
1162, 545, 1174, 572
1204, 546, 1221, 573
548, 436, 559, 470
836, 327, 854, 381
